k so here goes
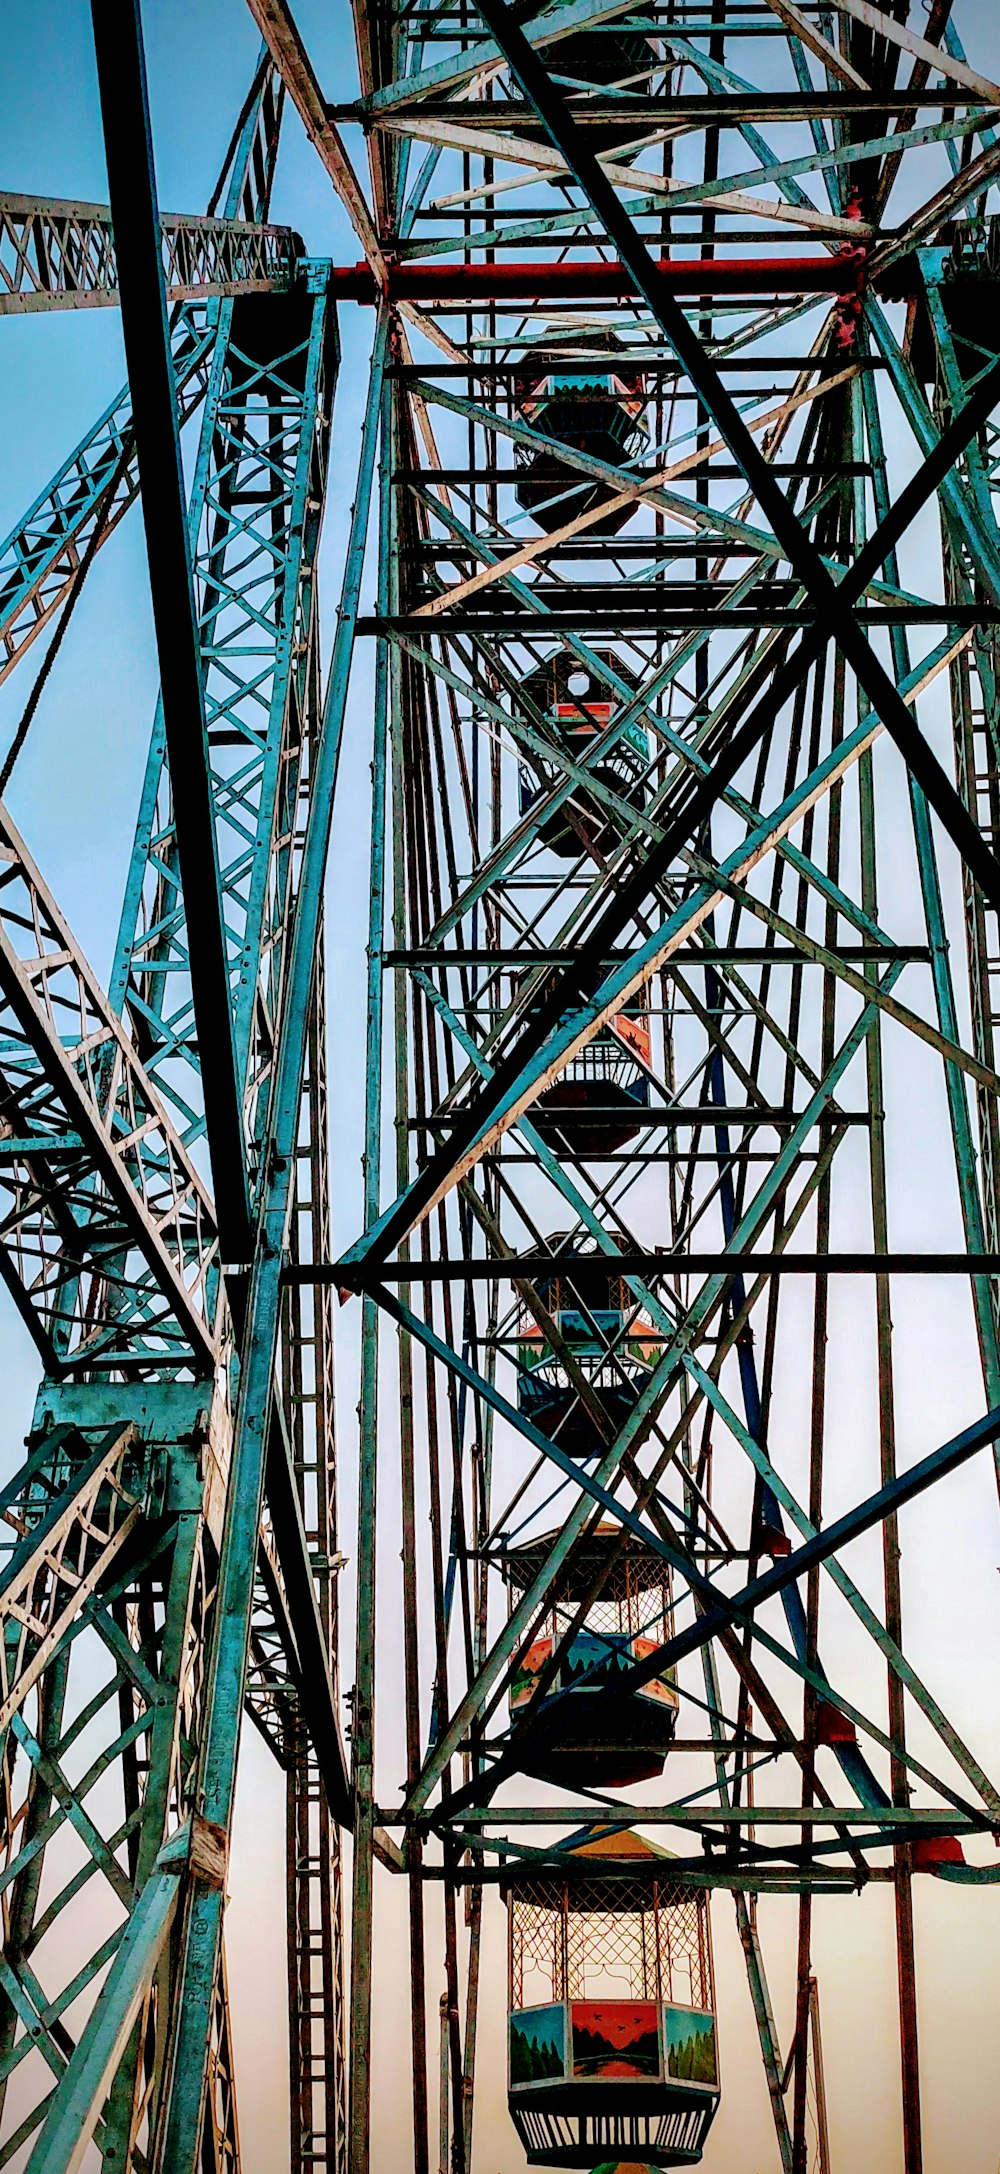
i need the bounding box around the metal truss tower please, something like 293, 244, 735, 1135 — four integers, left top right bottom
5, 1, 1000, 2173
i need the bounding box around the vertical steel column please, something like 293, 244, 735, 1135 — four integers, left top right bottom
854, 371, 925, 2174
284, 933, 348, 2174
158, 314, 389, 2174
389, 365, 432, 2174
108, 272, 334, 1168
347, 332, 394, 2174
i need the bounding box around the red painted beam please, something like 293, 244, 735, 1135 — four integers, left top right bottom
330, 254, 866, 302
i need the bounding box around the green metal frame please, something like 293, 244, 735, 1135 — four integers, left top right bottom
6, 2, 1000, 2172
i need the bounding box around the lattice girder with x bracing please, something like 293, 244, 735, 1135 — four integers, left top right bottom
0, 31, 350, 2174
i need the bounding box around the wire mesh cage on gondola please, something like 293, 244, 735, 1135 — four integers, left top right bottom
515, 1237, 660, 1457
502, 1524, 679, 1789
506, 1832, 720, 2168
512, 330, 649, 533
531, 993, 653, 1158
515, 646, 651, 861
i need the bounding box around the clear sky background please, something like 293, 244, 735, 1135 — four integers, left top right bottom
6, 5, 1000, 2172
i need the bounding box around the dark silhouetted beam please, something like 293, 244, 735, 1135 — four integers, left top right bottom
522, 1401, 1000, 1719
265, 1412, 352, 1827
298, 1253, 1000, 1286
90, 0, 252, 1258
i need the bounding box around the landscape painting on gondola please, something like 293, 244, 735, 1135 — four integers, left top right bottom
571, 2001, 660, 2078
509, 2005, 565, 2086
664, 2006, 718, 2087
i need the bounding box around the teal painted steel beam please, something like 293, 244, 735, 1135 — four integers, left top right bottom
397, 106, 986, 261
108, 271, 337, 1168
156, 309, 389, 2174
25, 1828, 188, 2174
407, 1806, 990, 1832
865, 294, 1000, 604
680, 1351, 999, 1815
359, 0, 643, 113
859, 344, 1000, 1420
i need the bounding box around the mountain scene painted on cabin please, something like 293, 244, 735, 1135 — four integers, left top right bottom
571, 2001, 660, 2078
561, 1630, 632, 1688
509, 2005, 565, 2086
664, 2006, 718, 2087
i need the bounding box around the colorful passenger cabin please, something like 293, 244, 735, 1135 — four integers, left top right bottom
516, 647, 650, 860
512, 331, 648, 533
504, 1526, 678, 1789
506, 1831, 720, 2168
516, 1240, 658, 1456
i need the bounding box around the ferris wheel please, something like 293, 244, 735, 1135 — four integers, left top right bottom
2, 1, 1000, 2171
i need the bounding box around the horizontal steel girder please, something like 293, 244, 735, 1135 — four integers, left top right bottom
0, 193, 299, 315
330, 254, 867, 302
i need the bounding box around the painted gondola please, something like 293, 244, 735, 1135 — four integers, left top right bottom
507, 1831, 720, 2168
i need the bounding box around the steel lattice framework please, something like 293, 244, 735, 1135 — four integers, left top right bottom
4, 1, 1000, 2173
